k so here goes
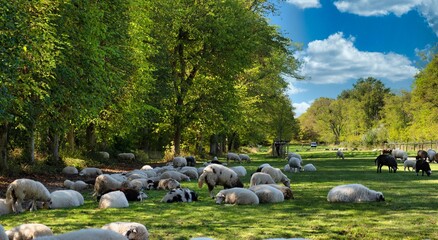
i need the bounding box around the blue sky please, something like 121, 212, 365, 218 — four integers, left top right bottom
268, 0, 438, 116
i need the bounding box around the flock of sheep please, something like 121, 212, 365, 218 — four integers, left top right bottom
1, 149, 435, 239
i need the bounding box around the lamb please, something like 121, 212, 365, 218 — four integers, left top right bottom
160, 171, 190, 182
46, 190, 84, 209
62, 166, 78, 175
102, 222, 149, 240
303, 163, 317, 172
160, 188, 199, 203
173, 156, 187, 168
249, 172, 276, 187
375, 154, 398, 173
98, 191, 129, 209
288, 157, 302, 172
260, 166, 290, 187
230, 166, 247, 177
79, 167, 103, 178
0, 224, 7, 240
198, 164, 244, 198
0, 198, 12, 215
226, 152, 241, 163
403, 159, 416, 171
6, 178, 51, 213
185, 156, 196, 166
34, 228, 127, 240
427, 149, 437, 163
6, 223, 53, 240
249, 184, 284, 203
118, 153, 135, 161
238, 154, 251, 162
94, 174, 132, 197
391, 149, 408, 162
215, 188, 259, 205
416, 159, 432, 176
157, 178, 181, 190
336, 150, 345, 160
327, 184, 385, 203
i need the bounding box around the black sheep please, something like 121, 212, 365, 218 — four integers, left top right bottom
186, 156, 196, 166
375, 154, 398, 173
416, 159, 432, 176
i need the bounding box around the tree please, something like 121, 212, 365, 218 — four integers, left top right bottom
381, 91, 412, 142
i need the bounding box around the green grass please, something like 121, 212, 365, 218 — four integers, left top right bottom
2, 150, 438, 240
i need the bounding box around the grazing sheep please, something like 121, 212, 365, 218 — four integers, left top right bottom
336, 150, 345, 160
265, 184, 294, 200
250, 172, 276, 187
98, 151, 110, 159
403, 159, 416, 171
118, 153, 135, 161
47, 190, 84, 209
288, 157, 302, 172
157, 178, 181, 190
260, 166, 290, 187
226, 152, 241, 163
303, 163, 317, 172
160, 171, 190, 182
249, 184, 284, 203
173, 156, 187, 168
427, 149, 437, 163
35, 228, 127, 240
287, 152, 302, 161
6, 223, 53, 240
327, 184, 385, 203
160, 188, 199, 203
94, 174, 132, 197
238, 154, 251, 163
0, 199, 12, 215
215, 188, 259, 205
198, 164, 244, 198
185, 156, 196, 166
417, 150, 428, 161
375, 154, 398, 173
391, 149, 408, 162
79, 167, 103, 178
62, 166, 78, 175
102, 222, 149, 240
255, 163, 271, 172
99, 191, 129, 209
416, 159, 432, 176
0, 224, 7, 240
230, 166, 247, 177
178, 167, 199, 180
6, 178, 51, 213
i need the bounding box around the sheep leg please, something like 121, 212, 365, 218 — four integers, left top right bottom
14, 199, 24, 213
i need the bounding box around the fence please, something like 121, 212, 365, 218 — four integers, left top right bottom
384, 141, 438, 152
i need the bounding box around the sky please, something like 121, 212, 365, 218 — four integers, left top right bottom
267, 0, 438, 117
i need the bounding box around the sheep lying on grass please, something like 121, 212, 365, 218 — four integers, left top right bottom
98, 191, 129, 209
265, 184, 294, 200
215, 188, 259, 205
327, 184, 385, 203
94, 174, 132, 197
46, 190, 84, 209
303, 163, 317, 172
6, 223, 53, 240
6, 178, 51, 213
62, 166, 78, 175
102, 222, 149, 240
249, 185, 284, 203
0, 198, 12, 215
117, 153, 135, 161
173, 156, 187, 168
198, 164, 244, 198
160, 171, 190, 182
64, 180, 90, 191
35, 228, 127, 240
161, 188, 198, 203
79, 167, 103, 178
0, 224, 7, 240
157, 178, 180, 190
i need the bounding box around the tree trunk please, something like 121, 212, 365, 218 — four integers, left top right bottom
209, 134, 218, 156
86, 122, 96, 152
173, 120, 182, 156
0, 123, 9, 172
23, 122, 36, 164
50, 132, 60, 163
67, 127, 75, 151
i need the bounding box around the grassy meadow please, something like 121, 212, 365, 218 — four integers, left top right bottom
1, 150, 438, 240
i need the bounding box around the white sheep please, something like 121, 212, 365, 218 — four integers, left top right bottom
141, 165, 153, 170
0, 199, 12, 215
427, 149, 437, 162
327, 184, 385, 203
230, 166, 247, 177
198, 164, 244, 198
336, 150, 345, 160
161, 188, 198, 203
215, 188, 259, 205
249, 172, 275, 187
6, 178, 51, 213
99, 191, 129, 209
303, 163, 317, 172
288, 157, 302, 172
62, 166, 78, 175
160, 171, 190, 182
94, 174, 131, 197
6, 223, 53, 240
173, 156, 187, 168
404, 159, 416, 171
79, 167, 103, 178
0, 224, 7, 240
226, 152, 241, 163
34, 228, 127, 240
102, 222, 149, 240
47, 190, 84, 209
157, 178, 180, 190
249, 184, 284, 203
98, 151, 110, 159
238, 154, 251, 162
391, 149, 408, 162
287, 152, 302, 161
118, 153, 135, 161
264, 184, 294, 200
178, 167, 199, 179
130, 179, 149, 191
260, 166, 290, 187
64, 180, 90, 191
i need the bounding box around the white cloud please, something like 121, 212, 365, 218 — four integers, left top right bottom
296, 32, 419, 84
287, 0, 321, 9
333, 0, 438, 36
293, 101, 313, 117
